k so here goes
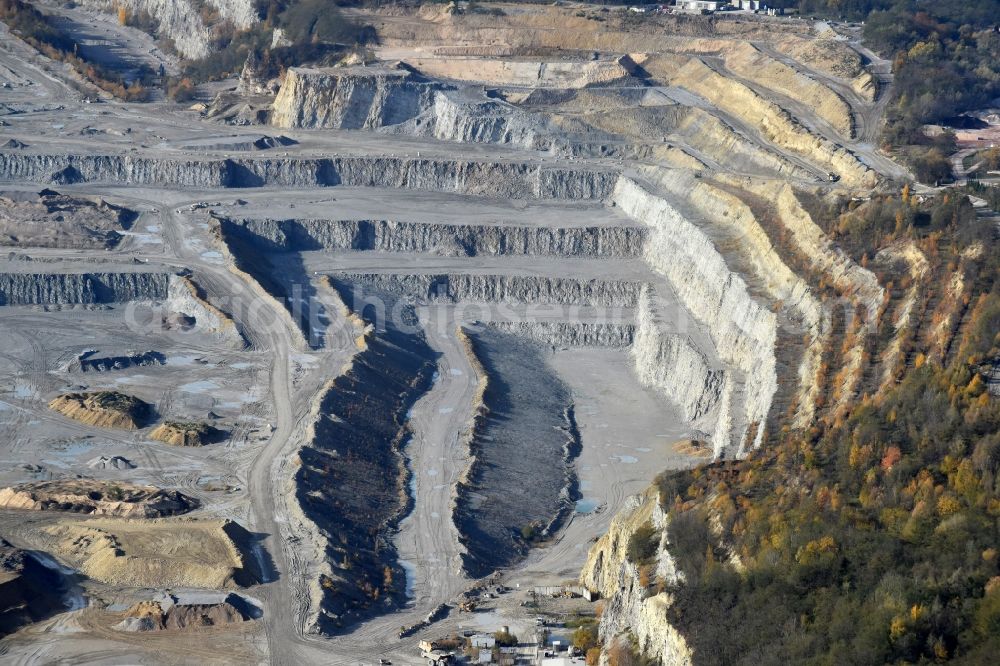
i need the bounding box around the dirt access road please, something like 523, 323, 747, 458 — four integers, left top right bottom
396, 306, 477, 610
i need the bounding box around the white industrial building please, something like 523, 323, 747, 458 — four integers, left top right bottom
675, 0, 728, 10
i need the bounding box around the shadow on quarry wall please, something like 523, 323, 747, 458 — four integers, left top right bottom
0, 272, 169, 306
219, 215, 646, 258
216, 215, 644, 349
296, 284, 437, 634
456, 327, 580, 579
216, 220, 323, 346
0, 540, 81, 637
220, 159, 342, 188
223, 523, 279, 589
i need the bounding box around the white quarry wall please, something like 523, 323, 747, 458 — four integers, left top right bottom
631, 286, 724, 426
613, 176, 776, 454
396, 92, 551, 151
272, 67, 554, 151
478, 321, 635, 348
0, 153, 617, 200
272, 68, 441, 130
205, 0, 258, 31
76, 0, 258, 60
645, 168, 824, 431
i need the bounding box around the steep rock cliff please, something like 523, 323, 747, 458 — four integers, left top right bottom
271, 66, 442, 130
337, 272, 641, 307
271, 65, 553, 151
76, 0, 258, 60
580, 489, 692, 666
0, 271, 169, 305
0, 152, 617, 200
220, 216, 645, 258
388, 92, 552, 151
631, 286, 725, 425
480, 321, 634, 347
643, 168, 823, 431
613, 176, 776, 455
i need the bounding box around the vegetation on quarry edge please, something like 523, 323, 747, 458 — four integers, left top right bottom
167, 0, 376, 99
651, 190, 1000, 664
747, 0, 1000, 184
0, 0, 158, 100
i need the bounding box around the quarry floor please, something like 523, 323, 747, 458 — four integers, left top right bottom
0, 131, 702, 665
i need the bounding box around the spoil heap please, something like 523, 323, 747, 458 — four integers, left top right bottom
0, 480, 198, 517
150, 421, 222, 447
48, 391, 153, 430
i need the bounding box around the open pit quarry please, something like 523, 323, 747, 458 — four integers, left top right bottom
0, 2, 917, 664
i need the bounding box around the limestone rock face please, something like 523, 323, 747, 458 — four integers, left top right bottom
0, 272, 168, 306
271, 66, 442, 130
74, 0, 258, 60
75, 0, 210, 60
642, 54, 876, 187
0, 152, 618, 200
270, 65, 556, 151
704, 41, 856, 138
0, 480, 198, 518
221, 217, 645, 258
580, 490, 692, 666
337, 272, 641, 307
644, 167, 824, 432
388, 92, 552, 151
631, 285, 724, 424
613, 177, 776, 456
482, 321, 634, 348
48, 391, 153, 430
237, 51, 274, 96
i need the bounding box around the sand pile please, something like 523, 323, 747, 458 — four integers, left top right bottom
41, 519, 255, 588
87, 455, 136, 470
48, 391, 153, 430
150, 421, 222, 447
0, 480, 198, 518
115, 593, 253, 632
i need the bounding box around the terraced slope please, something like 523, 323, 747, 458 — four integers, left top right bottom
0, 3, 920, 663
